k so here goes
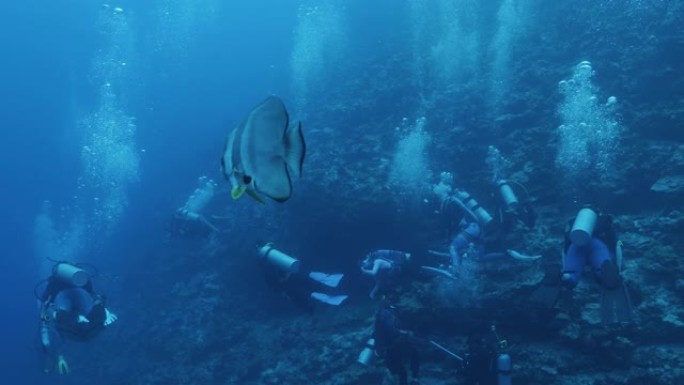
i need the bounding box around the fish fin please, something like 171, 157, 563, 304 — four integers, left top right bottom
253, 163, 292, 202
231, 186, 246, 200
246, 189, 266, 204
285, 121, 306, 178
242, 97, 289, 177
241, 96, 293, 202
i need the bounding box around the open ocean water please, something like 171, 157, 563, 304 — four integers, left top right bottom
1, 1, 682, 384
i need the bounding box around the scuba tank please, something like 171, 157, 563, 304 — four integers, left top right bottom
497, 180, 519, 211
357, 338, 376, 366
491, 325, 512, 385
53, 263, 89, 287
454, 190, 493, 226
182, 176, 217, 214
497, 353, 512, 385
257, 243, 301, 274
570, 207, 598, 246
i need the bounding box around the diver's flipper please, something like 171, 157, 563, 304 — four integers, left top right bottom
310, 292, 348, 306
420, 265, 455, 279
599, 260, 632, 324
529, 285, 561, 309
529, 265, 562, 309
601, 283, 632, 324
309, 272, 344, 288
507, 249, 542, 261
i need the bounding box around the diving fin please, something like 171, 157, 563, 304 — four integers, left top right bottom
420, 265, 455, 279
529, 265, 562, 309
601, 283, 633, 324
600, 261, 632, 324
310, 292, 348, 306
308, 272, 344, 288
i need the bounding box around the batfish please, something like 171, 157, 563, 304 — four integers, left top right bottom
221, 96, 305, 203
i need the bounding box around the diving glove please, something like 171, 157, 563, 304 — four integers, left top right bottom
104, 308, 118, 326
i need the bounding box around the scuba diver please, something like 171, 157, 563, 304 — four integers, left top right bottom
459, 325, 511, 385
258, 243, 347, 312
532, 206, 632, 324
372, 303, 421, 385
169, 176, 220, 238
169, 209, 218, 238
484, 145, 536, 230
448, 219, 486, 273
360, 249, 414, 299
428, 180, 540, 276
37, 262, 117, 375
494, 179, 536, 231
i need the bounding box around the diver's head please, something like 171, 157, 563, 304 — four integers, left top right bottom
360, 254, 373, 270
378, 295, 398, 312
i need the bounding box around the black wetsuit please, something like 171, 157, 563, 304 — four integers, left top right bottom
461, 331, 500, 385
260, 260, 317, 312
41, 278, 106, 342
373, 306, 420, 385
169, 213, 213, 239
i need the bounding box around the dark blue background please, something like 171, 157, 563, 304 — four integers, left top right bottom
0, 1, 296, 382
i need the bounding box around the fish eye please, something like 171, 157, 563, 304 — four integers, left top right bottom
243, 175, 252, 184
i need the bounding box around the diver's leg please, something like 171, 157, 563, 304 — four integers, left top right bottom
591, 239, 632, 323
562, 244, 587, 289
409, 344, 420, 380
529, 264, 563, 309
370, 284, 380, 300
589, 239, 612, 276
450, 234, 469, 267
386, 348, 408, 385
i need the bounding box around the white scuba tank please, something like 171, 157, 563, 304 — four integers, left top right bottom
257, 244, 301, 274
455, 190, 493, 225
54, 263, 89, 287
183, 176, 217, 214
357, 338, 376, 366
497, 180, 519, 211
570, 207, 598, 246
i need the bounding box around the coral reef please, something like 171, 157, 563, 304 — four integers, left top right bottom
70, 1, 684, 384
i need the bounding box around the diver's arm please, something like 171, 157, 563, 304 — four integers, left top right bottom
449, 245, 458, 262
39, 319, 67, 374
449, 192, 479, 223
40, 320, 51, 351
38, 298, 54, 350
615, 240, 623, 272
365, 259, 391, 276
198, 215, 219, 233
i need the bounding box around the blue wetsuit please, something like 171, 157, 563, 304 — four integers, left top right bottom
563, 238, 611, 288
450, 222, 484, 266
561, 214, 618, 289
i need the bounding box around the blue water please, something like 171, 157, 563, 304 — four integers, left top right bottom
1, 0, 681, 384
